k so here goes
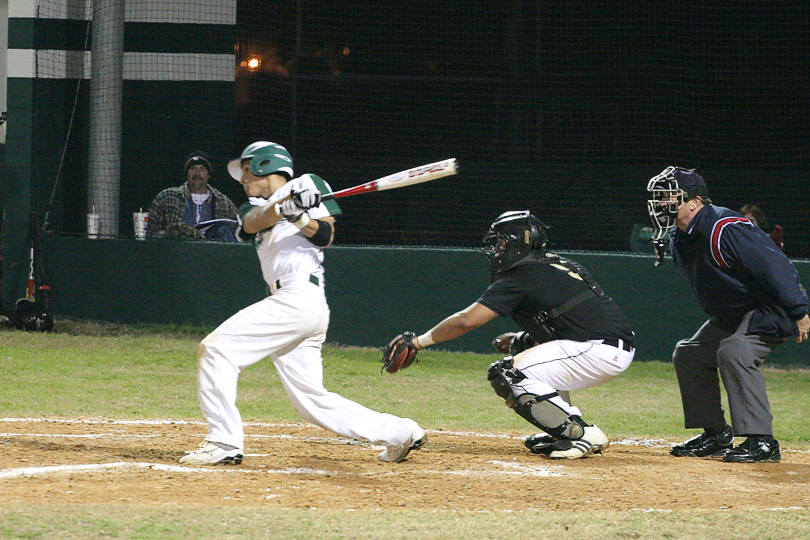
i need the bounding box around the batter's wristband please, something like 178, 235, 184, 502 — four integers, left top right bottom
415, 331, 434, 348
292, 212, 311, 230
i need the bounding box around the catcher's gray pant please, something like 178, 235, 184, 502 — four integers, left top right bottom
672, 311, 780, 436
195, 277, 418, 450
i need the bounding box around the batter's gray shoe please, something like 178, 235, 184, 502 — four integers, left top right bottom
548, 426, 609, 460
179, 440, 244, 465
378, 424, 427, 463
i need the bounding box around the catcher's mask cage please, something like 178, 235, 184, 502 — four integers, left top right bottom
228, 141, 294, 181
646, 166, 708, 241
482, 210, 550, 273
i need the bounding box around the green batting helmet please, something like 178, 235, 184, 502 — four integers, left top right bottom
228, 141, 294, 181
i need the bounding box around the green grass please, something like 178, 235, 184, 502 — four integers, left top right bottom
2, 320, 810, 540
2, 505, 809, 540
2, 323, 809, 445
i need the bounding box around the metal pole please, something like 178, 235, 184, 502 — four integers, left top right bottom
87, 0, 124, 238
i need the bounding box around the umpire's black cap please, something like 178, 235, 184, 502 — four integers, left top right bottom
674, 168, 709, 200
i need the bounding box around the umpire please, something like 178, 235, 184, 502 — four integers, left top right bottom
386, 210, 635, 459
647, 166, 810, 463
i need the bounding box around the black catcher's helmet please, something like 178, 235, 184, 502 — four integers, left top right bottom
482, 210, 550, 273
10, 298, 54, 332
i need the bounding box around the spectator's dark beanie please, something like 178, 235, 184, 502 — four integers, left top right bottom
184, 151, 214, 176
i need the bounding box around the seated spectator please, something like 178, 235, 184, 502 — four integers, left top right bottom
740, 204, 784, 250
146, 151, 239, 242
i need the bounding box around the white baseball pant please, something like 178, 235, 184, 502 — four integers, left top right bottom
511, 339, 634, 416
196, 278, 417, 450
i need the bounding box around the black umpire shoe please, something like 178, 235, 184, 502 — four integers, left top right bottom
722, 436, 781, 463
670, 425, 734, 457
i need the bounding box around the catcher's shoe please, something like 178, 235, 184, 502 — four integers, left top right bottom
670, 425, 733, 458
179, 440, 244, 465
548, 426, 609, 460
525, 431, 607, 456
722, 437, 781, 463
378, 424, 427, 463
524, 433, 556, 455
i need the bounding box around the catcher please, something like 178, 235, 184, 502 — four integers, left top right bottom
383, 211, 635, 459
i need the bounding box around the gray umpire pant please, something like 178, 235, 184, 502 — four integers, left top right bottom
672, 312, 780, 436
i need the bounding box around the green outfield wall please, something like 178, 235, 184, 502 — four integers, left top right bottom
39, 235, 810, 366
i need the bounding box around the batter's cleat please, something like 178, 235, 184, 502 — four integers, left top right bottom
179, 440, 244, 465
670, 425, 733, 458
722, 437, 781, 463
548, 426, 610, 460
378, 424, 427, 463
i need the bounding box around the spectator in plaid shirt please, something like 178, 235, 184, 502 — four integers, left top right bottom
146, 150, 239, 241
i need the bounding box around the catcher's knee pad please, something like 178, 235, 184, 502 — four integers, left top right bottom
487, 358, 583, 439
488, 356, 526, 403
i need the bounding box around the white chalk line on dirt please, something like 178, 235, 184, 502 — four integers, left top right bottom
0, 460, 566, 480
0, 417, 671, 449
1, 417, 806, 453
0, 462, 332, 479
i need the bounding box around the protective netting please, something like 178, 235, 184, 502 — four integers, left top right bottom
29, 1, 810, 255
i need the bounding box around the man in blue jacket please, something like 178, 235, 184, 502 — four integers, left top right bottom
647, 166, 809, 463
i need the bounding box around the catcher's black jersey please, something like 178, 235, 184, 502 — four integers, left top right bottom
477, 254, 635, 344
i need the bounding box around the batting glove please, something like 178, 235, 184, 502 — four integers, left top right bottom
292, 188, 322, 210
280, 199, 311, 229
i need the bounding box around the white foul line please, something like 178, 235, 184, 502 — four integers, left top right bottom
0, 461, 566, 480
0, 417, 805, 453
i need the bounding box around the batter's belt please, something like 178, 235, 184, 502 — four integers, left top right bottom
269, 273, 321, 295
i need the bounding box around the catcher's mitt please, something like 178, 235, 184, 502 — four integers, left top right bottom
382, 331, 418, 374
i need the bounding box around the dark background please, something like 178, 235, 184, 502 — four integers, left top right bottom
230, 1, 810, 254
21, 2, 810, 256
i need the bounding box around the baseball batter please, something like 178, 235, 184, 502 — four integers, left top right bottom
180, 141, 426, 465
384, 211, 635, 459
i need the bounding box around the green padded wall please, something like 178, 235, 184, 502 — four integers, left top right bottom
40, 236, 810, 366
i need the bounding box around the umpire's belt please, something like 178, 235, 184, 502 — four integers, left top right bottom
269, 273, 320, 295
602, 338, 634, 352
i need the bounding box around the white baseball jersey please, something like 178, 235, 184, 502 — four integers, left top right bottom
238, 174, 340, 286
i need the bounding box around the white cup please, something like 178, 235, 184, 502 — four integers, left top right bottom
133, 211, 149, 240
87, 213, 100, 239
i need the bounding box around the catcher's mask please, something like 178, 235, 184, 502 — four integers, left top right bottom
482, 210, 550, 273
228, 141, 293, 181
646, 166, 710, 241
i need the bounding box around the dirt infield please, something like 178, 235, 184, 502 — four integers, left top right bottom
1, 418, 808, 512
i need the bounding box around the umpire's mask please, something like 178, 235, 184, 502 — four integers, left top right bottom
646, 166, 709, 241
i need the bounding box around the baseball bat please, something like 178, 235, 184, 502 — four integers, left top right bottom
322, 158, 458, 201
25, 211, 37, 301
32, 211, 52, 312
26, 247, 36, 301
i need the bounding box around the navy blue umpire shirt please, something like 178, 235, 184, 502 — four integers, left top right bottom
670, 204, 808, 338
